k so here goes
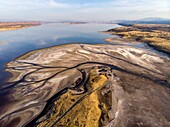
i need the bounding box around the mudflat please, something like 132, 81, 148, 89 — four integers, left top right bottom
0, 44, 170, 127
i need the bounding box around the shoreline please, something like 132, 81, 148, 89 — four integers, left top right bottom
0, 23, 170, 127
103, 24, 170, 55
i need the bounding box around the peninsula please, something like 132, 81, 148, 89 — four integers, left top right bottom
104, 24, 170, 55
0, 44, 169, 127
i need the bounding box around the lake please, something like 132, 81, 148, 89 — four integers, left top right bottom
0, 23, 119, 84
0, 23, 168, 86
0, 23, 169, 127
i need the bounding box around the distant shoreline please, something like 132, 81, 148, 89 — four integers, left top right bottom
0, 21, 42, 31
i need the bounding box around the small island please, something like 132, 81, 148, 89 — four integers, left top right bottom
0, 21, 41, 31
104, 24, 170, 55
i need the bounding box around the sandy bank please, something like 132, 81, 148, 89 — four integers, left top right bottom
0, 22, 41, 32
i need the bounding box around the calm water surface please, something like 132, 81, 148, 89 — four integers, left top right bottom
0, 23, 119, 84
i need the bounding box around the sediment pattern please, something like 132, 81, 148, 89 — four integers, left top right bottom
0, 44, 170, 127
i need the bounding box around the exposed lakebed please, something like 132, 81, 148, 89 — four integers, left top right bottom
0, 23, 170, 127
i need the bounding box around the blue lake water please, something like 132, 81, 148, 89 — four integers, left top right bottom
0, 23, 119, 83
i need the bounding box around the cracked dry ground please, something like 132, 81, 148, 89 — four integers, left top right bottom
0, 44, 170, 127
